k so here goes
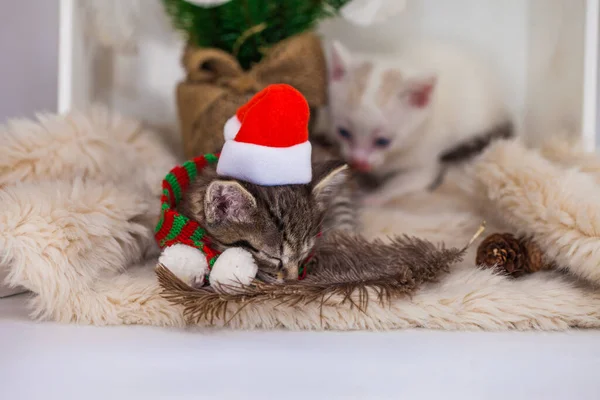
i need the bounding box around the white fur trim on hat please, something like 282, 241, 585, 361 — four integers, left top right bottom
209, 247, 258, 291
216, 140, 312, 185
159, 244, 208, 288
223, 116, 241, 141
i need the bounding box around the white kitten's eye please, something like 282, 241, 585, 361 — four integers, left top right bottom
374, 137, 391, 147
337, 128, 352, 140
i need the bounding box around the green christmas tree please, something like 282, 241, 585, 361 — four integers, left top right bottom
162, 0, 351, 69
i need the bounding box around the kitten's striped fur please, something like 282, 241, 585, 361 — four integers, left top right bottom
311, 142, 359, 232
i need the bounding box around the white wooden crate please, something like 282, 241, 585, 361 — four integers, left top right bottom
58, 0, 600, 150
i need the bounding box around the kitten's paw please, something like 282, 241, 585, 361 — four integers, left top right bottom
158, 244, 208, 288
209, 248, 258, 291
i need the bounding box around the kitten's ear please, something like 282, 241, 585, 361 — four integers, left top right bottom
312, 161, 349, 211
330, 41, 351, 81
204, 180, 257, 224
402, 74, 437, 108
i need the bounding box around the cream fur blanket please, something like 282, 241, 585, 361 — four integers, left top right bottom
1, 109, 600, 330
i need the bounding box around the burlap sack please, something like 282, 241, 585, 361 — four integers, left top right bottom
177, 32, 328, 158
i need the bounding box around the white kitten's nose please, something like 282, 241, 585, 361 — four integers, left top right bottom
350, 159, 372, 172
349, 149, 372, 172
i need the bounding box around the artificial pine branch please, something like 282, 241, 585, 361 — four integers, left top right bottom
161, 0, 351, 69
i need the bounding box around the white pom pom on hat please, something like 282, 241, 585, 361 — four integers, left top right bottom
223, 115, 242, 141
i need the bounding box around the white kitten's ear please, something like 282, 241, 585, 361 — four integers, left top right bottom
402, 74, 437, 108
312, 161, 349, 211
330, 41, 351, 81
204, 180, 257, 224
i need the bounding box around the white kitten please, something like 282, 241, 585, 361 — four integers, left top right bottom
326, 38, 513, 205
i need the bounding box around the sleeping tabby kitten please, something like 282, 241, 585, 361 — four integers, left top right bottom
178, 160, 351, 281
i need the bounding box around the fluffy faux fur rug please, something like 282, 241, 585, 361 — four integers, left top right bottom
1, 108, 600, 330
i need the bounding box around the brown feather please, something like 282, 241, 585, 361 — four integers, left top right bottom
156, 233, 466, 325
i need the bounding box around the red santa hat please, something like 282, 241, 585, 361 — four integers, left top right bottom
223, 88, 267, 141
216, 84, 312, 186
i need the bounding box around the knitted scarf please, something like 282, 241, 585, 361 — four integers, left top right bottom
155, 154, 309, 280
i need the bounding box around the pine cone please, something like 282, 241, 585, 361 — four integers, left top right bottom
523, 239, 546, 273
476, 233, 547, 278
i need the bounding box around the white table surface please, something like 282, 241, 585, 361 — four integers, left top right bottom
1, 294, 599, 400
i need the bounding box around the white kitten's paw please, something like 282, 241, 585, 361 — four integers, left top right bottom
158, 244, 208, 288
209, 248, 258, 291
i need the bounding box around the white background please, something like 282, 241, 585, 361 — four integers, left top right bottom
0, 0, 59, 122
53, 0, 588, 148
0, 1, 592, 146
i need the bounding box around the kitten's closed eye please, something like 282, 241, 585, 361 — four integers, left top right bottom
226, 240, 259, 252
337, 127, 352, 140
373, 137, 391, 147
224, 239, 282, 262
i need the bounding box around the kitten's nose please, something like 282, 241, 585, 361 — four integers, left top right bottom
277, 263, 299, 281
350, 159, 372, 172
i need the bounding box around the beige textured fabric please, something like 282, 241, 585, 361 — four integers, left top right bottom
1, 109, 599, 330
0, 269, 23, 298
